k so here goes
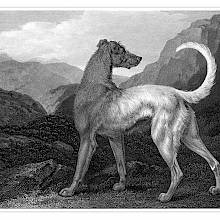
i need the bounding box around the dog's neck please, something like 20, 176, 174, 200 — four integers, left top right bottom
80, 47, 113, 86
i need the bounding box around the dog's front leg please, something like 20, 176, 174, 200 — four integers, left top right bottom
109, 134, 127, 191
59, 134, 96, 197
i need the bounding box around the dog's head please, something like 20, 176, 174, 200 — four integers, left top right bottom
97, 39, 142, 69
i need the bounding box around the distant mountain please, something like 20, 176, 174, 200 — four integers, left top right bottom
28, 57, 63, 64
0, 58, 86, 106
44, 63, 83, 83
112, 75, 129, 85
0, 53, 12, 62
120, 14, 220, 94
0, 88, 46, 127
0, 60, 71, 103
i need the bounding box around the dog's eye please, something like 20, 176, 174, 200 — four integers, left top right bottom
113, 46, 120, 54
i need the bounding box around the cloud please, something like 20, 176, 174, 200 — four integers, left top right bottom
0, 10, 207, 76
164, 10, 218, 22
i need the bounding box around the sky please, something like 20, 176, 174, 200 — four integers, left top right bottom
0, 10, 219, 76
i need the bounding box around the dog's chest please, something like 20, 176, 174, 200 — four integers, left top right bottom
105, 94, 154, 130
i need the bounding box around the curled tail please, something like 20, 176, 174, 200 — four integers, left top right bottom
175, 42, 217, 103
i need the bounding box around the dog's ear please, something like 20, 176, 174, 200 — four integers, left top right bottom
97, 39, 108, 48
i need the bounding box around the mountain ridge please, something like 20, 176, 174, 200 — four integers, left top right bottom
120, 14, 220, 91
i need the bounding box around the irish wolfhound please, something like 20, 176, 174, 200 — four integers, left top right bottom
59, 39, 220, 202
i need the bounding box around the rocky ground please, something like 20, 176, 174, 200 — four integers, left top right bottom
0, 129, 220, 208
0, 156, 220, 208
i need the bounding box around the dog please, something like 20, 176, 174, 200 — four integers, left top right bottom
59, 39, 220, 202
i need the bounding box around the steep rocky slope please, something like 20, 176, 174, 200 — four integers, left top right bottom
120, 15, 220, 92
40, 84, 79, 114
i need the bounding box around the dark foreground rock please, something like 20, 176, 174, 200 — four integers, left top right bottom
0, 159, 162, 203
0, 134, 77, 170
0, 159, 77, 202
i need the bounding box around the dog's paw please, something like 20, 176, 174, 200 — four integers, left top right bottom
113, 182, 125, 191
209, 186, 220, 195
158, 193, 171, 202
59, 187, 75, 197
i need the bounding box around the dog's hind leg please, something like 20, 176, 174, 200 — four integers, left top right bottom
59, 132, 97, 197
151, 113, 183, 202
109, 133, 126, 191
182, 109, 220, 195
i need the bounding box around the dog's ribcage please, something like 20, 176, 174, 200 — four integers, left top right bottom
107, 85, 188, 144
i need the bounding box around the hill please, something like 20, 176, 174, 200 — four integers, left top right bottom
0, 58, 84, 105
0, 88, 46, 127
0, 60, 71, 102
44, 63, 83, 83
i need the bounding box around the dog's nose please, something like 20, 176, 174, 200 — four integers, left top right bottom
138, 57, 142, 61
